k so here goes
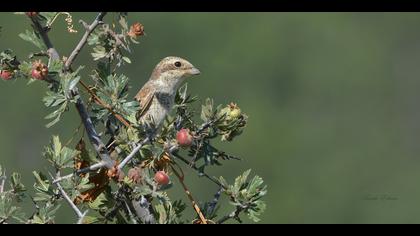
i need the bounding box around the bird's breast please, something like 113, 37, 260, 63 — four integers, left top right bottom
140, 92, 174, 128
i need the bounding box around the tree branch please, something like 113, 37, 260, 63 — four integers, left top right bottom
29, 13, 114, 169
79, 80, 131, 128
74, 91, 114, 168
217, 206, 243, 224
170, 164, 208, 224
171, 152, 223, 188
64, 12, 107, 71
29, 17, 59, 61
50, 173, 85, 222
117, 137, 151, 170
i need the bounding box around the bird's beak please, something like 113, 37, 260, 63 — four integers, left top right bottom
189, 67, 201, 75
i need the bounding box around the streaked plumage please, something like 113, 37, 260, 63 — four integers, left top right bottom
135, 56, 200, 129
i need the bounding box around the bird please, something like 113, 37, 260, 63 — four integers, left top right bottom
134, 56, 200, 131
131, 56, 200, 223
82, 57, 201, 224
106, 56, 200, 148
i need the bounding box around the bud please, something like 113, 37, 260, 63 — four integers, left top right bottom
127, 167, 143, 184
31, 60, 48, 80
127, 22, 145, 38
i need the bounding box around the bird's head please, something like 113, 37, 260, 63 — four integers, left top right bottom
150, 56, 200, 88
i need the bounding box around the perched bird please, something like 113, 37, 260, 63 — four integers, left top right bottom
82, 57, 200, 224
107, 56, 200, 148
131, 56, 200, 224
135, 56, 200, 130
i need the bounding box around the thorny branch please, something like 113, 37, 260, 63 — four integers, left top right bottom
217, 206, 244, 224
29, 16, 59, 61
29, 12, 115, 169
171, 148, 223, 188
118, 137, 151, 170
64, 12, 106, 71
170, 164, 208, 224
79, 80, 131, 128
50, 173, 87, 223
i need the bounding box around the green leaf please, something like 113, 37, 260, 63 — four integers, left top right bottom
32, 171, 55, 202
43, 136, 79, 169
201, 98, 214, 122
19, 30, 46, 50
10, 172, 26, 195
247, 201, 266, 222
48, 59, 63, 73
81, 215, 100, 224
118, 15, 128, 30
233, 169, 251, 193
32, 202, 60, 224
88, 191, 113, 211
122, 56, 131, 64
155, 204, 167, 224
76, 174, 94, 192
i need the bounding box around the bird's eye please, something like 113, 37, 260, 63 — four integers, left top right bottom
174, 61, 182, 68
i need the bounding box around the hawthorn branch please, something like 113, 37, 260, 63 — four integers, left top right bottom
64, 12, 107, 71
50, 173, 86, 222
217, 206, 244, 224
79, 80, 131, 128
29, 13, 114, 169
207, 187, 223, 217
170, 164, 208, 224
52, 161, 108, 184
74, 91, 115, 168
29, 16, 59, 61
117, 137, 151, 170
53, 137, 150, 184
124, 201, 138, 224
171, 152, 223, 188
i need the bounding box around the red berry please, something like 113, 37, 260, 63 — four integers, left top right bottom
0, 70, 13, 80
176, 128, 193, 148
154, 171, 170, 186
31, 60, 48, 80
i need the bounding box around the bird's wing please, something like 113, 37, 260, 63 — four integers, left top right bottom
135, 82, 155, 119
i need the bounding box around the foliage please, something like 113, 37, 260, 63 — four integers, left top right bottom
0, 12, 267, 224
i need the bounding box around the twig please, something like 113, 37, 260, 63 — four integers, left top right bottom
64, 12, 107, 71
189, 139, 203, 167
124, 201, 138, 224
52, 161, 108, 184
29, 16, 59, 61
79, 80, 131, 128
170, 164, 208, 224
54, 136, 151, 184
77, 210, 89, 224
217, 206, 243, 224
172, 152, 223, 188
117, 137, 150, 170
207, 187, 223, 217
50, 173, 85, 221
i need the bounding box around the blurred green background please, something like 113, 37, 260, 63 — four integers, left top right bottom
2, 12, 420, 224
